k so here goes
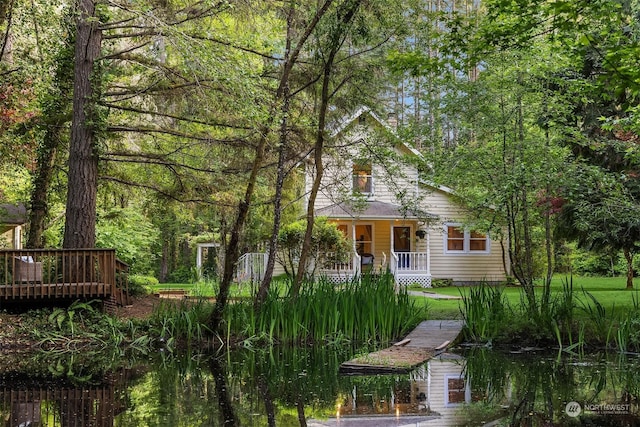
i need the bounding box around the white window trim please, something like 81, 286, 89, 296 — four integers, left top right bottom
443, 223, 490, 255
444, 374, 470, 407
352, 161, 374, 197
355, 223, 375, 255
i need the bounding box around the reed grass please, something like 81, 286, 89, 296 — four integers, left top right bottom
150, 299, 213, 349
224, 273, 426, 345
459, 282, 508, 342
456, 276, 640, 353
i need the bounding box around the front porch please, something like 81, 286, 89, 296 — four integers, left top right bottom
391, 251, 432, 287
236, 250, 432, 287
0, 249, 130, 305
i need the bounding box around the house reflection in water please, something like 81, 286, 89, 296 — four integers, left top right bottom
417, 353, 474, 426
319, 353, 474, 427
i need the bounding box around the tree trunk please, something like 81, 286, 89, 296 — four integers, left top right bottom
26, 141, 57, 248
159, 238, 169, 282
63, 0, 101, 249
255, 7, 294, 309
0, 0, 14, 62
292, 0, 361, 296
624, 247, 634, 290
209, 0, 335, 332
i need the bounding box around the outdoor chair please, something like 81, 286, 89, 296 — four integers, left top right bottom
14, 256, 43, 283
360, 253, 375, 273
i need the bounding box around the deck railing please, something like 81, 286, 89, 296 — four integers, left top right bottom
0, 249, 126, 301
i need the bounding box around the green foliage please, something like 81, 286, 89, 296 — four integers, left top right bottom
571, 247, 622, 277
150, 300, 213, 350
225, 274, 426, 344
460, 283, 508, 342
96, 207, 160, 274
167, 266, 197, 284
276, 216, 351, 277
129, 274, 159, 288
128, 274, 158, 296
24, 300, 153, 355
432, 278, 453, 288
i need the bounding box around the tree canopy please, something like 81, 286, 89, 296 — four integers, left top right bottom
3, 0, 640, 321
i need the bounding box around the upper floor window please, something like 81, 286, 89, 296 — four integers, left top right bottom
353, 161, 373, 195
444, 224, 489, 254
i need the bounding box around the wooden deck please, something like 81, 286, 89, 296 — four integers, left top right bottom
0, 282, 112, 299
340, 320, 464, 374
0, 249, 130, 305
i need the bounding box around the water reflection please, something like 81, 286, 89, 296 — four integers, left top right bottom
1, 347, 640, 426
0, 372, 130, 426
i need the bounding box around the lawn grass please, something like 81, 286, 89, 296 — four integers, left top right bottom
150, 275, 640, 323
410, 275, 640, 320
147, 278, 288, 298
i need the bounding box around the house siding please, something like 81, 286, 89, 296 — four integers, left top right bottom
308, 137, 420, 209
415, 189, 506, 283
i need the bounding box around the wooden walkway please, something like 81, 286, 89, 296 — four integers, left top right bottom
340, 320, 464, 374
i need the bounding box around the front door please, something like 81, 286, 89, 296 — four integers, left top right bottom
393, 226, 411, 267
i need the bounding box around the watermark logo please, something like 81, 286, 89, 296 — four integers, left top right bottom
565, 401, 582, 418
583, 403, 631, 415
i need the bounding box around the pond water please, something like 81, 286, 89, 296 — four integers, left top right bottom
1, 345, 640, 426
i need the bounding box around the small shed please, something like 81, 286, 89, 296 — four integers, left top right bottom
0, 203, 26, 249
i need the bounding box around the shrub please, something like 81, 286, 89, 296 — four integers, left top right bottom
432, 278, 453, 288
128, 274, 158, 296
276, 217, 350, 278
167, 266, 196, 284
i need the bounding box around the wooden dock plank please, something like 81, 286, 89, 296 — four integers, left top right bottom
340, 320, 464, 374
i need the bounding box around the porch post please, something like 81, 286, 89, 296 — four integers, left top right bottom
196, 244, 203, 279
352, 220, 359, 276
426, 231, 431, 276
390, 221, 394, 252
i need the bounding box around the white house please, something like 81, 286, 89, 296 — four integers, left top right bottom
237, 107, 509, 286
304, 107, 508, 286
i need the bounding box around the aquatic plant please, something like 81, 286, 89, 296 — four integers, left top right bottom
149, 299, 213, 349
459, 282, 508, 342
224, 273, 426, 344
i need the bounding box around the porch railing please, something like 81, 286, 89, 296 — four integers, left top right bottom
391, 251, 432, 287
0, 249, 126, 301
236, 252, 267, 283
318, 252, 360, 274
391, 251, 429, 272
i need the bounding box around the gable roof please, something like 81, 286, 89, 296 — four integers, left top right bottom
316, 200, 437, 221
0, 203, 26, 225
330, 106, 458, 198
329, 106, 423, 157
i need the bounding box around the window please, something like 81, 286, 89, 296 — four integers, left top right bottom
469, 230, 487, 251
445, 224, 489, 254
336, 224, 348, 237
355, 224, 373, 255
445, 375, 468, 406
352, 161, 373, 195
446, 226, 465, 251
